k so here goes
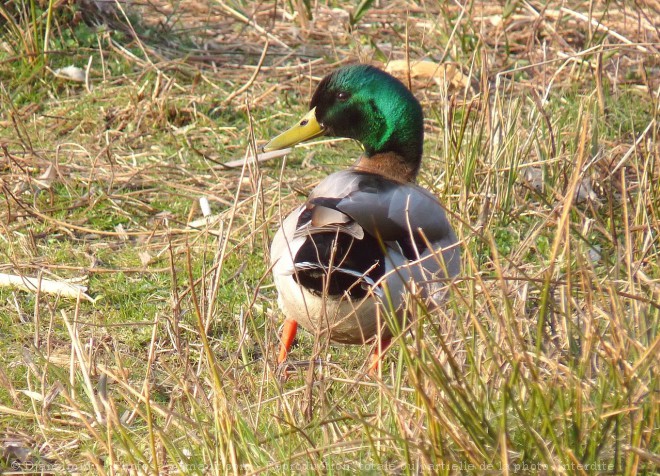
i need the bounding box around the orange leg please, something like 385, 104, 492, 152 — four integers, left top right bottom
367, 337, 392, 377
277, 318, 298, 365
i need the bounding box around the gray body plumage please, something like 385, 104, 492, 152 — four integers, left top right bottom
271, 169, 460, 344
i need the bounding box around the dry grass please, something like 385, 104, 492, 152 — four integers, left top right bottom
1, 0, 659, 474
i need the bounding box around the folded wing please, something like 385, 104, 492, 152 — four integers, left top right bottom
272, 170, 459, 303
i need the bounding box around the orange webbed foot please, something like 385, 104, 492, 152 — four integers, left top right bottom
367, 337, 392, 378
277, 319, 298, 381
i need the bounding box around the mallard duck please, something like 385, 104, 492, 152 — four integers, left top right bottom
264, 64, 460, 373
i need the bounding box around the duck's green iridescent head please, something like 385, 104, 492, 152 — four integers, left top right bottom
264, 65, 424, 165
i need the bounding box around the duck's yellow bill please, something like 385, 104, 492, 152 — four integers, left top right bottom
263, 107, 325, 152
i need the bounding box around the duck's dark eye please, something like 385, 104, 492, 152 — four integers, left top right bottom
336, 91, 350, 102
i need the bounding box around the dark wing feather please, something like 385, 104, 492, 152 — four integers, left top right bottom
291, 192, 384, 298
